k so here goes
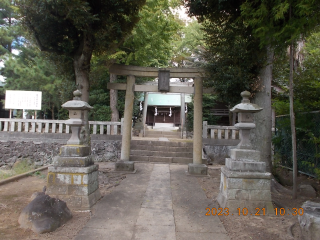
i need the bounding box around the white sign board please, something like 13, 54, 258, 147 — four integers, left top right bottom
5, 90, 42, 110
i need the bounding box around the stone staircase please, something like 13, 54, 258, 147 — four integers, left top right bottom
130, 139, 193, 164
144, 129, 180, 139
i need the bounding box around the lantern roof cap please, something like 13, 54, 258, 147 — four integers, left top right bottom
61, 90, 93, 110
230, 91, 263, 113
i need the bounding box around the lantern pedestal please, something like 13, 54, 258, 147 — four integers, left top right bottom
47, 90, 100, 210
47, 165, 101, 210
217, 91, 273, 214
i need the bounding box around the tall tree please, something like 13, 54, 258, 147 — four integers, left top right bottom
0, 0, 21, 57
241, 0, 320, 199
18, 0, 146, 102
184, 0, 320, 177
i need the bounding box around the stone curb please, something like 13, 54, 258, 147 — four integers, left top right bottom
0, 165, 51, 186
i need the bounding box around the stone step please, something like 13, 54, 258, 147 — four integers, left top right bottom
145, 131, 180, 139
130, 150, 193, 158
130, 145, 193, 152
129, 155, 193, 164
131, 140, 193, 148
144, 134, 180, 139
145, 131, 180, 136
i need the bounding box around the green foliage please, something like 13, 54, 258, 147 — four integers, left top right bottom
0, 0, 21, 56
240, 0, 320, 49
0, 159, 34, 180
273, 112, 320, 177
272, 29, 320, 115
203, 19, 263, 106
186, 94, 220, 131
18, 0, 146, 57
88, 0, 184, 121
171, 20, 205, 68
183, 1, 264, 106
2, 43, 75, 119
120, 0, 181, 67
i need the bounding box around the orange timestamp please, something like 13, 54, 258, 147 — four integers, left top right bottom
205, 207, 304, 216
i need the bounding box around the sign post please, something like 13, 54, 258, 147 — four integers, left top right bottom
5, 91, 42, 118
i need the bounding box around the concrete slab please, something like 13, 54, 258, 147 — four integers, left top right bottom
75, 162, 230, 240
136, 208, 175, 226
170, 164, 230, 238
133, 225, 176, 240
76, 227, 133, 240
141, 199, 173, 210
176, 232, 230, 240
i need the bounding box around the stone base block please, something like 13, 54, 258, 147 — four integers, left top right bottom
47, 164, 100, 210
59, 145, 90, 157
217, 193, 274, 214
225, 158, 266, 172
229, 148, 261, 161
217, 166, 273, 214
115, 161, 135, 172
188, 163, 208, 175
53, 156, 93, 167
55, 189, 101, 210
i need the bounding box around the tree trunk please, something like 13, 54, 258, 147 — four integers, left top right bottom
251, 46, 274, 172
73, 34, 94, 147
110, 73, 119, 134
73, 34, 94, 102
289, 42, 297, 199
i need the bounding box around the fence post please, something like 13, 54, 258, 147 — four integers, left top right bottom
121, 118, 124, 135
202, 121, 208, 138
10, 121, 15, 132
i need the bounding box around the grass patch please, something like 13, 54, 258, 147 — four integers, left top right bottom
32, 171, 47, 179
0, 159, 35, 180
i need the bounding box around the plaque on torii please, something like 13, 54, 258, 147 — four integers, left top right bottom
158, 69, 170, 92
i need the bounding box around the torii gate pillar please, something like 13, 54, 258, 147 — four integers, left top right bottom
115, 75, 135, 172
188, 77, 208, 175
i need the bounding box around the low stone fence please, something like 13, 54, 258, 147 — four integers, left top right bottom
202, 121, 239, 145
0, 118, 123, 135
0, 118, 123, 142
202, 121, 240, 164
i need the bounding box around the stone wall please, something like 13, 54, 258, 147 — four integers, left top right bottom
0, 138, 235, 169
0, 140, 121, 169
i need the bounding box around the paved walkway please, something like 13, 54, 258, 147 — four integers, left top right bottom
75, 163, 230, 240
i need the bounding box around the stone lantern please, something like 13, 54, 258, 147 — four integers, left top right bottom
230, 90, 262, 150
47, 90, 101, 210
61, 89, 92, 146
217, 91, 273, 213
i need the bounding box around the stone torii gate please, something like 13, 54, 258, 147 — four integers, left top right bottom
107, 64, 213, 175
